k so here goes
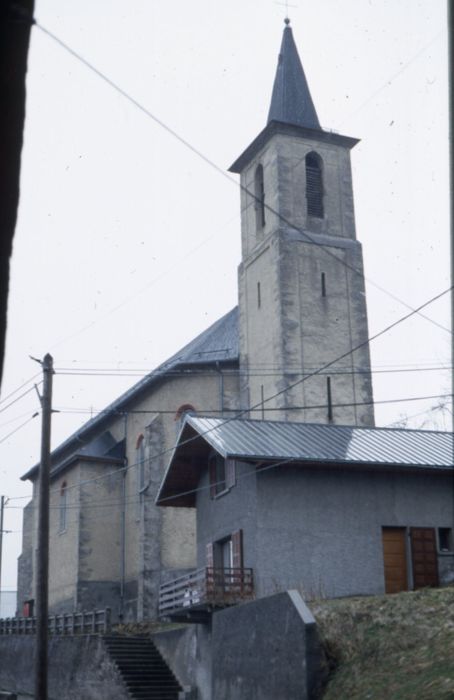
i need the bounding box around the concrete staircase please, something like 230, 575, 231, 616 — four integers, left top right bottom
103, 634, 183, 700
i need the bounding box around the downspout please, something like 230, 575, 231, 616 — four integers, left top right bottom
120, 412, 127, 620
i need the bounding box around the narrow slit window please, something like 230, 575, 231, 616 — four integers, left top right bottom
59, 482, 67, 533
306, 152, 324, 219
321, 272, 326, 297
257, 281, 261, 309
254, 164, 266, 230
327, 376, 333, 422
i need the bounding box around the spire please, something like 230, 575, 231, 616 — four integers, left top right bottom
267, 20, 320, 130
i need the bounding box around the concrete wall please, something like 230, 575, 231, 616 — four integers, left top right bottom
197, 459, 454, 599
0, 635, 128, 700
211, 591, 321, 700
153, 625, 212, 700
153, 591, 323, 700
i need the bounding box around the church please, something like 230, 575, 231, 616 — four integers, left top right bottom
17, 21, 453, 621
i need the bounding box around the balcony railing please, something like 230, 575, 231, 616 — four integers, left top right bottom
159, 567, 254, 619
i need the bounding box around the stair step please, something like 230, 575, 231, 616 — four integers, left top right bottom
103, 634, 182, 699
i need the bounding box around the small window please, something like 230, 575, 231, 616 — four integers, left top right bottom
254, 164, 266, 230
257, 281, 261, 309
327, 377, 333, 422
209, 454, 236, 498
59, 482, 67, 533
210, 454, 226, 496
136, 435, 145, 493
321, 272, 326, 297
438, 528, 453, 552
306, 152, 324, 219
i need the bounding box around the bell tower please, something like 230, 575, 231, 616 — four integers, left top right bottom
230, 20, 374, 426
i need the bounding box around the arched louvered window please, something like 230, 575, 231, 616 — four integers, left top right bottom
254, 164, 266, 230
305, 152, 324, 219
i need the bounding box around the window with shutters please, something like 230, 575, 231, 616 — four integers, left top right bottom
254, 164, 266, 230
305, 151, 324, 218
209, 453, 236, 498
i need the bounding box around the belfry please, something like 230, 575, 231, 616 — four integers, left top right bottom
231, 20, 375, 426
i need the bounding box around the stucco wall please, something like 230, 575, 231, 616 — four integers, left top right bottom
19, 365, 241, 621
47, 466, 81, 609
197, 459, 454, 599
196, 459, 258, 570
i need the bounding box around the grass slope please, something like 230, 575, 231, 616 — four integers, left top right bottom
312, 586, 454, 700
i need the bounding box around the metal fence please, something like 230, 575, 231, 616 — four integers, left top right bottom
0, 608, 111, 635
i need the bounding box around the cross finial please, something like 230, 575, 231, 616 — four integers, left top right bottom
275, 0, 297, 23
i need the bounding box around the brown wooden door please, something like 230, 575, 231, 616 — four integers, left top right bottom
382, 528, 408, 594
410, 528, 439, 589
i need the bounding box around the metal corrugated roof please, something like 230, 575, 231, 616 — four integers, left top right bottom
185, 416, 453, 469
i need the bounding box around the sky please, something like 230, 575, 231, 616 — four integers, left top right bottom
0, 0, 450, 595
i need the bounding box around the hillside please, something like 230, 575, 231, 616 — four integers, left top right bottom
312, 586, 454, 700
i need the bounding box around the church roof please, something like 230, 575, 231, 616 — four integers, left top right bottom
157, 416, 453, 507
22, 308, 239, 481
267, 20, 320, 130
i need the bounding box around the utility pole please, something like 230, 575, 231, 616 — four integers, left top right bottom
0, 495, 4, 616
34, 353, 54, 700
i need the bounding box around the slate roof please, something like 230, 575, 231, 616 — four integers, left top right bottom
22, 308, 239, 481
267, 21, 320, 130
156, 416, 453, 507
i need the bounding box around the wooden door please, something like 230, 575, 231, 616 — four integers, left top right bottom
382, 528, 408, 594
410, 528, 439, 589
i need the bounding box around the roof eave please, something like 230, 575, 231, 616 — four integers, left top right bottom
21, 453, 125, 483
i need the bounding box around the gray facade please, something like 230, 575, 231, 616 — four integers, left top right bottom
198, 461, 454, 598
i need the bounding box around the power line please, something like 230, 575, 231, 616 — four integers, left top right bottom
33, 19, 450, 337
0, 414, 39, 446
5, 285, 451, 503
254, 286, 452, 414
0, 371, 41, 406
53, 364, 452, 378
49, 392, 453, 417
0, 384, 41, 415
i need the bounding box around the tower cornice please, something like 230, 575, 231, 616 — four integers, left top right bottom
229, 120, 359, 174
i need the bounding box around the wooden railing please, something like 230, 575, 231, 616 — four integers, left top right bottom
0, 608, 111, 635
159, 567, 254, 617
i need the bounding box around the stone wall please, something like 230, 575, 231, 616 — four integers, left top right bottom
237, 128, 374, 427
